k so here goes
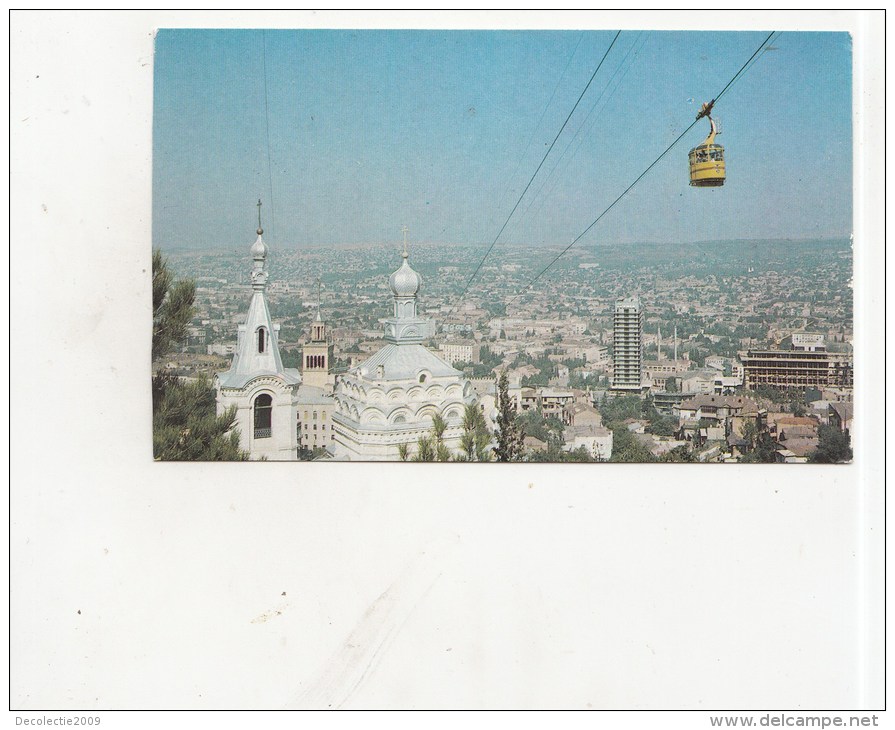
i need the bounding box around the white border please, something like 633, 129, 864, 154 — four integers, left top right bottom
8, 9, 885, 721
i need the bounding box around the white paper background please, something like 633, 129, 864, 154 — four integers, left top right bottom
8, 10, 886, 719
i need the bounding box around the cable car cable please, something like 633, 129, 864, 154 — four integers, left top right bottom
443, 30, 622, 325
507, 30, 776, 306
493, 32, 585, 219
517, 32, 648, 233
261, 29, 275, 239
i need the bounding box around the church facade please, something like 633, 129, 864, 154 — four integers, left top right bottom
331, 238, 477, 460
214, 218, 477, 461
215, 220, 301, 460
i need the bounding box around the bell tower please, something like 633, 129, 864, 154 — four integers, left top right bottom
302, 278, 335, 390
214, 201, 302, 459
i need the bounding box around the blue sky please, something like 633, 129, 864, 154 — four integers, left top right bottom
152, 29, 852, 250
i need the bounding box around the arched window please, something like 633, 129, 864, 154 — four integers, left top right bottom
418, 373, 427, 384
257, 328, 266, 353
254, 394, 272, 438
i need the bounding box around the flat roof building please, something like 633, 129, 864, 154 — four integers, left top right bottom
740, 348, 853, 391
612, 296, 644, 392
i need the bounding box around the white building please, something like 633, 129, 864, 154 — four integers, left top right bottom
331, 236, 477, 460
440, 339, 481, 366
564, 424, 613, 460
296, 385, 337, 453
215, 220, 301, 460
612, 296, 644, 391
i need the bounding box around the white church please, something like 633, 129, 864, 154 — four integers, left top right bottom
330, 233, 477, 460
215, 217, 476, 461
214, 221, 302, 459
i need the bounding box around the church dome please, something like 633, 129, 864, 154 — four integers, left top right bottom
251, 231, 268, 260
389, 253, 421, 297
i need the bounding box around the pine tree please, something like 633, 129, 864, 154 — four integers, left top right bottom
152, 250, 248, 461
431, 414, 452, 462
413, 435, 435, 462
459, 402, 492, 461
152, 375, 247, 461
494, 372, 525, 462
152, 249, 197, 362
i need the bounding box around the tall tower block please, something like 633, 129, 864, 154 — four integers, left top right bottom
612, 296, 644, 392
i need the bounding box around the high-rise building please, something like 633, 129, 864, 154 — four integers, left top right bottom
612, 296, 644, 392
215, 216, 301, 460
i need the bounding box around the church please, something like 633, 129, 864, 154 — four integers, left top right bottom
214, 220, 302, 460
330, 233, 477, 460
215, 216, 476, 461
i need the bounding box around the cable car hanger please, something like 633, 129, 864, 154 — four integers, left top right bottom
688, 98, 726, 187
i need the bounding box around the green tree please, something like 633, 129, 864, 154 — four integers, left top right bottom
753, 385, 789, 405
741, 419, 758, 447
809, 425, 852, 463
152, 251, 248, 461
645, 413, 677, 437
281, 348, 303, 369
740, 430, 777, 463
152, 375, 247, 461
525, 442, 593, 462
517, 407, 549, 442
152, 249, 197, 362
661, 444, 697, 462
494, 372, 525, 462
598, 394, 644, 427
608, 426, 657, 463
459, 403, 492, 461
564, 445, 594, 462
397, 442, 409, 461
413, 434, 436, 462
431, 413, 452, 462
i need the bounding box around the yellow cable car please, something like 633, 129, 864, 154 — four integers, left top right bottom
688, 100, 725, 187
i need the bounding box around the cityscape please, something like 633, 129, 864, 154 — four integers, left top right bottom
155, 232, 853, 462
152, 29, 853, 463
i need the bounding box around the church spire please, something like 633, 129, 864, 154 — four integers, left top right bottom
217, 204, 285, 385
214, 202, 301, 460
314, 277, 323, 322
250, 199, 269, 292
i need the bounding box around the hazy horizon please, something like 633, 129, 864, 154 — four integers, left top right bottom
157, 234, 852, 255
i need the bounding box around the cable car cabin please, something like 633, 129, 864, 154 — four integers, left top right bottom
689, 142, 725, 186
688, 103, 725, 187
